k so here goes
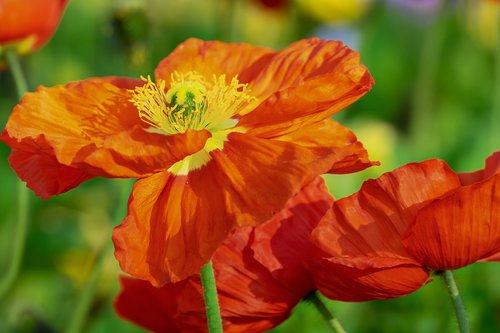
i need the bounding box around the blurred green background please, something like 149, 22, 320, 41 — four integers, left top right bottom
0, 0, 499, 332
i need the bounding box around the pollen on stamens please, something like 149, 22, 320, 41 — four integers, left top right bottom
129, 71, 254, 135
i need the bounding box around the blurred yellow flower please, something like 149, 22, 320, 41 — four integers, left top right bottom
295, 0, 373, 23
466, 0, 500, 49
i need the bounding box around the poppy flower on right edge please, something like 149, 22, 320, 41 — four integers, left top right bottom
309, 151, 500, 302
115, 177, 333, 333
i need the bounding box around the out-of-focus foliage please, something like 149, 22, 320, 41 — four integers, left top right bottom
0, 0, 498, 332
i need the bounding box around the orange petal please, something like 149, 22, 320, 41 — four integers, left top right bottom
113, 167, 233, 286
310, 160, 461, 300
264, 118, 378, 174
154, 38, 274, 93
459, 151, 500, 185
238, 38, 374, 136
403, 174, 500, 270
116, 198, 320, 332
212, 132, 344, 226
0, 0, 68, 50
251, 177, 333, 292
1, 77, 210, 197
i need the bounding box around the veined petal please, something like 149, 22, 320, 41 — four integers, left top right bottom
268, 119, 378, 173
115, 189, 324, 333
403, 174, 500, 270
251, 177, 333, 292
310, 160, 460, 300
154, 38, 274, 95
458, 151, 500, 185
1, 77, 210, 197
9, 147, 92, 199
112, 167, 231, 286
238, 38, 374, 136
212, 132, 344, 226
309, 253, 429, 301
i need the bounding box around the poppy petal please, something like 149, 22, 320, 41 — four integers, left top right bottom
154, 38, 274, 93
238, 38, 373, 136
212, 132, 347, 226
1, 77, 210, 197
251, 177, 333, 292
116, 196, 320, 333
264, 118, 378, 173
112, 167, 232, 286
403, 174, 500, 270
310, 160, 461, 300
9, 147, 93, 199
459, 151, 500, 185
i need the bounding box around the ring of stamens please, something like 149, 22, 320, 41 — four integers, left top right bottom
130, 71, 254, 135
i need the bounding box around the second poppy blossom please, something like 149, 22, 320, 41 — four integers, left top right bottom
310, 152, 500, 301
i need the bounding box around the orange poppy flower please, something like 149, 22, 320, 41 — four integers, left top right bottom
1, 38, 375, 286
115, 178, 333, 332
0, 0, 68, 53
310, 152, 500, 301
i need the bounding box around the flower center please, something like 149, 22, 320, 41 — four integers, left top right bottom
130, 71, 254, 135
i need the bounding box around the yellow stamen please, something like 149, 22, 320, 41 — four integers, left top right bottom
129, 71, 254, 135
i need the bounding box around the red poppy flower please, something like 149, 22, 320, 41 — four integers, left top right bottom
253, 0, 288, 9
1, 38, 375, 286
115, 178, 333, 333
310, 152, 500, 301
0, 0, 68, 53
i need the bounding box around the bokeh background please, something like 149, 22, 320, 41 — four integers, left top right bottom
0, 0, 499, 332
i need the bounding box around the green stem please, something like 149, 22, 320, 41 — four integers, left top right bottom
0, 50, 30, 303
439, 270, 470, 333
67, 180, 133, 333
308, 292, 347, 333
410, 0, 450, 158
200, 261, 223, 333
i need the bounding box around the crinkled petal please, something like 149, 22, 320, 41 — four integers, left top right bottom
154, 38, 274, 97
115, 205, 317, 333
113, 167, 232, 286
251, 177, 332, 292
309, 253, 429, 301
9, 147, 93, 199
459, 151, 500, 185
238, 38, 374, 136
310, 160, 461, 300
267, 119, 378, 173
1, 77, 210, 197
213, 132, 346, 226
403, 174, 500, 270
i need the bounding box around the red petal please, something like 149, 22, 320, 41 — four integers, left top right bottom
403, 174, 500, 270
459, 151, 500, 185
1, 77, 210, 197
310, 160, 461, 300
238, 38, 373, 136
251, 177, 332, 292
9, 147, 92, 199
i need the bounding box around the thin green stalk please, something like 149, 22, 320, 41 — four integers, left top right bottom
307, 292, 347, 333
200, 261, 223, 333
67, 180, 133, 333
410, 0, 451, 158
0, 50, 30, 303
439, 270, 470, 333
